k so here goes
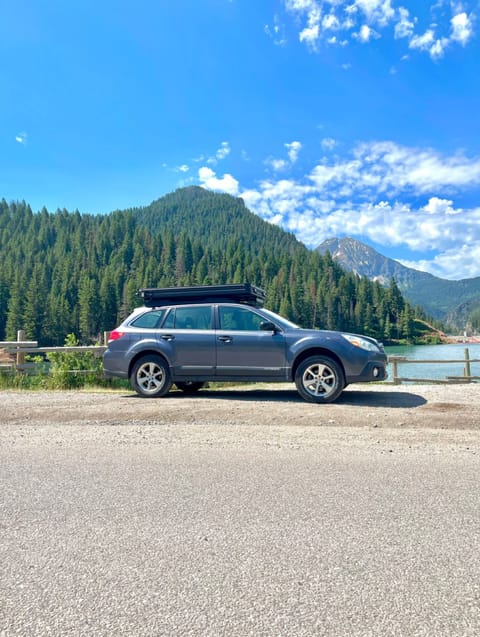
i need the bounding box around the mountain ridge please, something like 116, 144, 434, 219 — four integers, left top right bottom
316, 237, 480, 327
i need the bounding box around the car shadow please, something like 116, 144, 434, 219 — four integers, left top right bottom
337, 389, 426, 408
126, 386, 426, 408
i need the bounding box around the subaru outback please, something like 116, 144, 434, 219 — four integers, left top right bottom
103, 284, 387, 403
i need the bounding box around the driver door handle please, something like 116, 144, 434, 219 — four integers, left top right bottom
218, 335, 232, 343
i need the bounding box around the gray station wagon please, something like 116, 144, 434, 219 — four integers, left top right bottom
103, 284, 387, 403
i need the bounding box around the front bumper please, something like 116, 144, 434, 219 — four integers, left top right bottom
346, 360, 388, 384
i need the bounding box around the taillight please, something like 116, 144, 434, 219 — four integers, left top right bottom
108, 330, 125, 342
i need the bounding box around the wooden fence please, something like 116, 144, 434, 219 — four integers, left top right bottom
0, 330, 107, 373
389, 348, 480, 384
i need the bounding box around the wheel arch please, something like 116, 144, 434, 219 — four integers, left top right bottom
291, 348, 345, 381
128, 349, 170, 379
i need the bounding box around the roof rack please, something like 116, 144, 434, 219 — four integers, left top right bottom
139, 283, 266, 308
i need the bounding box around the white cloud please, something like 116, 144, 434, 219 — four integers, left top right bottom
400, 243, 480, 279
265, 15, 288, 46
265, 140, 303, 172
307, 141, 480, 199
265, 157, 290, 172
406, 29, 432, 49
206, 141, 231, 165
15, 132, 27, 145
196, 137, 480, 278
281, 0, 477, 59
394, 7, 415, 39
322, 13, 340, 30
284, 0, 321, 47
176, 164, 190, 173
422, 197, 461, 216
216, 141, 231, 160
408, 28, 442, 58
354, 24, 379, 42
299, 21, 321, 48
251, 194, 480, 276
198, 166, 239, 195
285, 140, 302, 163
347, 0, 396, 26
407, 11, 474, 59
321, 137, 337, 150
450, 12, 473, 45
347, 141, 480, 193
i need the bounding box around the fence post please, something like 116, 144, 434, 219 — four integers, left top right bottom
464, 348, 471, 380
16, 330, 25, 371
391, 358, 399, 385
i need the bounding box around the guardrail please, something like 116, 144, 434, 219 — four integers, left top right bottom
388, 348, 480, 384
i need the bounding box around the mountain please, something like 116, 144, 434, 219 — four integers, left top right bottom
133, 186, 300, 254
0, 188, 420, 345
316, 237, 480, 327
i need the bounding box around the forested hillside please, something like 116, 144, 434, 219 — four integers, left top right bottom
0, 187, 430, 345
317, 236, 480, 327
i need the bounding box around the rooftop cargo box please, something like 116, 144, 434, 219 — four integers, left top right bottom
139, 283, 266, 308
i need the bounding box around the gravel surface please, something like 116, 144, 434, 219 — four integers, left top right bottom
2, 381, 480, 429
1, 384, 480, 636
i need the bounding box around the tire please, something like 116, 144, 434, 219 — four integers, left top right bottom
294, 355, 345, 403
175, 381, 205, 394
130, 355, 172, 398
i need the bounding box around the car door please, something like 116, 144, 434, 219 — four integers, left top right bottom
157, 305, 216, 378
215, 305, 287, 378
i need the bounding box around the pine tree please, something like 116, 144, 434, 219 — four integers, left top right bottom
78, 274, 100, 342
0, 277, 10, 340
100, 270, 118, 332
23, 266, 47, 341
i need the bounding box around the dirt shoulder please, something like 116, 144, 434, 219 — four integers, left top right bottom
1, 382, 479, 431
2, 384, 480, 457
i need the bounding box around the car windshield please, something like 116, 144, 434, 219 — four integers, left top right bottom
261, 308, 299, 329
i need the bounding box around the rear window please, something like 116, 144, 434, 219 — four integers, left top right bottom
163, 305, 213, 330
130, 309, 167, 328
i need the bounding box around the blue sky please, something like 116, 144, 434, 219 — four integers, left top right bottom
2, 0, 480, 280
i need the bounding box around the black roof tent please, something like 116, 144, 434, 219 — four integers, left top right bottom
139, 283, 266, 308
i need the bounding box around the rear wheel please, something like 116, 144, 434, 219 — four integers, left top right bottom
130, 355, 172, 397
294, 356, 345, 403
175, 381, 205, 394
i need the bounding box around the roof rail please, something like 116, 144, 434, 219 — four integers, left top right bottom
138, 283, 266, 308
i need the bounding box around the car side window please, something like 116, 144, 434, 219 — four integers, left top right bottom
130, 309, 166, 328
219, 306, 267, 331
170, 305, 213, 330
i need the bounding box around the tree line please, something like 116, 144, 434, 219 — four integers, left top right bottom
0, 187, 438, 345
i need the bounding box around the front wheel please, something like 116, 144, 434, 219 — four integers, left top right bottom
130, 355, 172, 397
294, 356, 345, 403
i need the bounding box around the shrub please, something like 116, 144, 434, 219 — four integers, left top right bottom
47, 334, 103, 389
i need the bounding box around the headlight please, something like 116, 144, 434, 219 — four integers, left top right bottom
341, 333, 381, 352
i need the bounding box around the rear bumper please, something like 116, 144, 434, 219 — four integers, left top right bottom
104, 369, 129, 380
103, 350, 130, 379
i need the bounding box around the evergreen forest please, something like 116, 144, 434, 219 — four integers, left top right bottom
0, 186, 437, 345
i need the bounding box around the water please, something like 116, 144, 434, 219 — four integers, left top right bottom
385, 343, 480, 381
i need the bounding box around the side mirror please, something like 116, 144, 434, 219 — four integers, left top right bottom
260, 321, 279, 333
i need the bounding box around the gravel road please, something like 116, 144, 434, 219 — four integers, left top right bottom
1, 384, 480, 636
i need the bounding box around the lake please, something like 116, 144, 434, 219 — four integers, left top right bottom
385, 343, 480, 381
